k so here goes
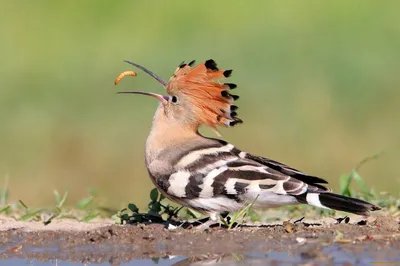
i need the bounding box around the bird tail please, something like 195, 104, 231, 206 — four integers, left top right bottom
296, 192, 381, 216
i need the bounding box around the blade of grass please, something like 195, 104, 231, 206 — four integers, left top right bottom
0, 205, 10, 214
81, 213, 99, 222
18, 200, 29, 210
56, 191, 68, 209
77, 195, 94, 209
20, 210, 41, 221
339, 151, 385, 197
53, 190, 61, 205
352, 170, 374, 197
228, 195, 259, 229
339, 173, 352, 196
355, 151, 385, 171
57, 214, 80, 220
1, 174, 9, 206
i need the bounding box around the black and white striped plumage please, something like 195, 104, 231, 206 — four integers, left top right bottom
146, 138, 380, 218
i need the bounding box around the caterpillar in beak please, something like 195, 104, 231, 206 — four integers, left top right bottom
114, 70, 137, 85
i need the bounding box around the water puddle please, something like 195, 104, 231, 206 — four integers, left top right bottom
1, 244, 399, 265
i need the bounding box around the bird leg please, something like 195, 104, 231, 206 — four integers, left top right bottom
195, 212, 230, 230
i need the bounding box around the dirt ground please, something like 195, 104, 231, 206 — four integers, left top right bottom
0, 215, 399, 265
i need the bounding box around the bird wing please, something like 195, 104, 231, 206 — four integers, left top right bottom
240, 152, 331, 191
167, 139, 329, 200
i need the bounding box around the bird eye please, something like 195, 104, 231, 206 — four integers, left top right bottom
170, 96, 178, 103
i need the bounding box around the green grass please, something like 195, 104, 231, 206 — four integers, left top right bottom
113, 188, 185, 225
0, 187, 114, 224
223, 195, 260, 230
339, 151, 386, 200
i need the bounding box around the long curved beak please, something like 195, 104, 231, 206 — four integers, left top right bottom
118, 91, 168, 103
124, 60, 168, 87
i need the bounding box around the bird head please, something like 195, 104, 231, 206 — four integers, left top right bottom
117, 59, 242, 131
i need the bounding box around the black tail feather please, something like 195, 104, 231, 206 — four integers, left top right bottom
297, 192, 381, 216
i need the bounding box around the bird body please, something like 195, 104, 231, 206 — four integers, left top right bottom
117, 59, 380, 222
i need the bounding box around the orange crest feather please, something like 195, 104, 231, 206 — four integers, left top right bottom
167, 59, 242, 128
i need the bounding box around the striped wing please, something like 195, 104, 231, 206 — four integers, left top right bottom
167, 139, 329, 201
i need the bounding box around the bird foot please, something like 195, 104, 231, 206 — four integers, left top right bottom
195, 219, 219, 231
193, 213, 229, 230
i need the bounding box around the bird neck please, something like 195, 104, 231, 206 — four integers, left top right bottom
145, 104, 201, 164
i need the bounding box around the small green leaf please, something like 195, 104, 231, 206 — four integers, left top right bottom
81, 213, 99, 222
159, 194, 165, 201
151, 202, 161, 213
128, 203, 139, 213
77, 195, 94, 209
147, 209, 161, 218
120, 213, 130, 221
150, 188, 159, 202
133, 213, 144, 222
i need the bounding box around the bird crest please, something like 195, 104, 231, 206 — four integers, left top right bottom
117, 59, 242, 130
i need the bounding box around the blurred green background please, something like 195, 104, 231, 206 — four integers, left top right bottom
1, 1, 399, 209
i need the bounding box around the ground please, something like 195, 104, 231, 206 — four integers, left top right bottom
0, 214, 399, 265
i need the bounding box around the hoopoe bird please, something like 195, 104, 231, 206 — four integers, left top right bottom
116, 59, 380, 227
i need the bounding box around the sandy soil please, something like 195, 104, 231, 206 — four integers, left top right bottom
0, 215, 399, 265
